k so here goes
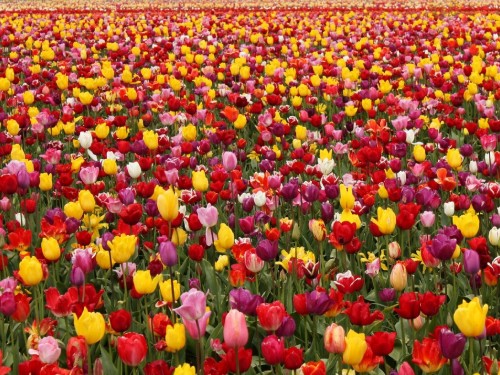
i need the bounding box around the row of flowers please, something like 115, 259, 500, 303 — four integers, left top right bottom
0, 5, 499, 375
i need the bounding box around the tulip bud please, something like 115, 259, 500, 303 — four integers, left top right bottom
223, 309, 248, 348
390, 263, 407, 291
324, 323, 345, 354
126, 162, 142, 179
420, 211, 435, 228
78, 131, 93, 149
489, 227, 500, 246
388, 241, 401, 259
463, 250, 480, 274
159, 241, 178, 267
444, 201, 455, 217
469, 160, 478, 173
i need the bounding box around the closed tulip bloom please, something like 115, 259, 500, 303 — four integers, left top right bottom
159, 241, 178, 267
420, 211, 435, 228
117, 332, 148, 367
309, 219, 327, 241
39, 173, 53, 191
102, 159, 118, 175
78, 190, 95, 213
108, 234, 137, 263
38, 336, 61, 364
64, 201, 84, 220
261, 335, 285, 365
371, 207, 396, 235
78, 131, 93, 149
343, 330, 367, 366
446, 148, 463, 170
224, 309, 248, 348
453, 297, 488, 337
165, 323, 186, 353
452, 208, 480, 238
444, 201, 455, 217
159, 279, 181, 303
192, 170, 209, 192
488, 227, 500, 246
463, 250, 480, 274
324, 323, 346, 354
222, 151, 238, 171
390, 262, 407, 291
41, 237, 61, 261
143, 130, 159, 150
126, 162, 142, 179
73, 307, 106, 344
133, 270, 162, 295
214, 224, 234, 252
157, 189, 179, 222
339, 184, 355, 210
18, 256, 43, 286
439, 328, 466, 359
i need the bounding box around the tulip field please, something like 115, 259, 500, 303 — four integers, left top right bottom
1, 0, 500, 374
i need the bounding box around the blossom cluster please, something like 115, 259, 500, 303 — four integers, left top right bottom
0, 3, 499, 375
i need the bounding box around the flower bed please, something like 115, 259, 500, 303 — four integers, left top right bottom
0, 4, 499, 375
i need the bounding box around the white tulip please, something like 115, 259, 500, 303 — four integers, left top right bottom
444, 201, 455, 217
78, 131, 93, 149
126, 162, 142, 179
489, 227, 500, 246
253, 191, 267, 207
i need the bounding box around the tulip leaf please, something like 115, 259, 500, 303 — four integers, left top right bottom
99, 346, 118, 374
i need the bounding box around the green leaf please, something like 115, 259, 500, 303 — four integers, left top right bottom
99, 346, 118, 374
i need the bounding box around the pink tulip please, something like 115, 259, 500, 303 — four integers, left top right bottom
222, 151, 238, 172
223, 309, 248, 348
197, 204, 219, 245
420, 211, 436, 228
79, 166, 100, 185
175, 289, 211, 340
398, 362, 416, 375
37, 336, 61, 364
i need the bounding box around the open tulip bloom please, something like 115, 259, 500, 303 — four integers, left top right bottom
1, 0, 500, 374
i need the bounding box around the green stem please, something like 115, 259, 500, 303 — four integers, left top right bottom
400, 317, 407, 360
169, 266, 177, 324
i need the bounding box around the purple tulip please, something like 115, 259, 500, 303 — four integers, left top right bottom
256, 239, 279, 261
229, 288, 264, 316
439, 329, 466, 359
144, 199, 159, 217
463, 250, 480, 274
320, 202, 334, 224
430, 234, 457, 261
305, 290, 333, 315
302, 183, 320, 203
72, 249, 94, 274
451, 359, 465, 375
159, 240, 178, 267
378, 288, 397, 302
118, 188, 135, 205
64, 218, 81, 234
239, 216, 255, 234
276, 316, 296, 337
70, 266, 85, 286
280, 181, 299, 202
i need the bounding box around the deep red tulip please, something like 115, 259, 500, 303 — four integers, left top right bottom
261, 335, 285, 365
284, 347, 303, 370
394, 292, 420, 320
419, 292, 446, 317
109, 309, 132, 333
343, 296, 384, 326
366, 331, 397, 356
256, 301, 287, 332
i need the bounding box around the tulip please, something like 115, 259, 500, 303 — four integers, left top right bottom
446, 148, 463, 169
453, 208, 480, 238
223, 309, 248, 348
159, 279, 181, 303
371, 207, 396, 235
439, 328, 466, 359
109, 309, 132, 333
73, 307, 106, 344
222, 151, 238, 171
157, 189, 179, 222
489, 227, 500, 246
174, 289, 211, 339
420, 211, 435, 228
165, 323, 186, 352
453, 297, 488, 337
39, 173, 53, 191
343, 330, 367, 366
412, 338, 447, 373
117, 332, 148, 367
192, 170, 209, 192
463, 249, 480, 274
444, 201, 455, 217
339, 184, 355, 210
18, 256, 43, 286
126, 162, 142, 179
261, 335, 285, 365
38, 336, 61, 364
213, 224, 234, 252
172, 363, 196, 375
143, 130, 159, 150
324, 323, 346, 354
108, 234, 137, 263
78, 131, 93, 149
133, 270, 162, 295
102, 159, 118, 175
78, 190, 96, 213
308, 219, 327, 241
229, 288, 264, 316
41, 237, 61, 261
159, 241, 178, 267
390, 262, 407, 291
256, 301, 287, 332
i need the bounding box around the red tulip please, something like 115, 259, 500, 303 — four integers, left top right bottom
343, 296, 384, 326
394, 292, 420, 320
366, 332, 397, 356
256, 301, 287, 331
117, 332, 148, 367
301, 361, 326, 375
261, 335, 285, 365
412, 338, 447, 373
284, 347, 303, 370
66, 336, 88, 369
109, 309, 132, 333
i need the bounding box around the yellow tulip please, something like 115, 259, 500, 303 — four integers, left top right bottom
452, 208, 480, 238
345, 104, 358, 117
371, 207, 397, 235
343, 330, 367, 366
446, 148, 463, 170
182, 124, 197, 141
95, 250, 115, 269
453, 297, 488, 337
56, 74, 68, 90
159, 279, 181, 303
192, 170, 209, 192
0, 78, 11, 91
73, 307, 106, 344
79, 92, 94, 106
95, 123, 110, 139
214, 224, 234, 253
413, 145, 426, 162
339, 184, 355, 210
23, 91, 35, 105
41, 237, 61, 261
173, 363, 195, 375
18, 256, 43, 286
64, 201, 84, 220
234, 114, 247, 130
165, 323, 186, 353
108, 234, 137, 263
295, 125, 307, 141
6, 119, 20, 136
143, 130, 159, 150
78, 190, 96, 213
133, 270, 162, 295
157, 189, 179, 222
39, 173, 53, 191
102, 159, 118, 175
